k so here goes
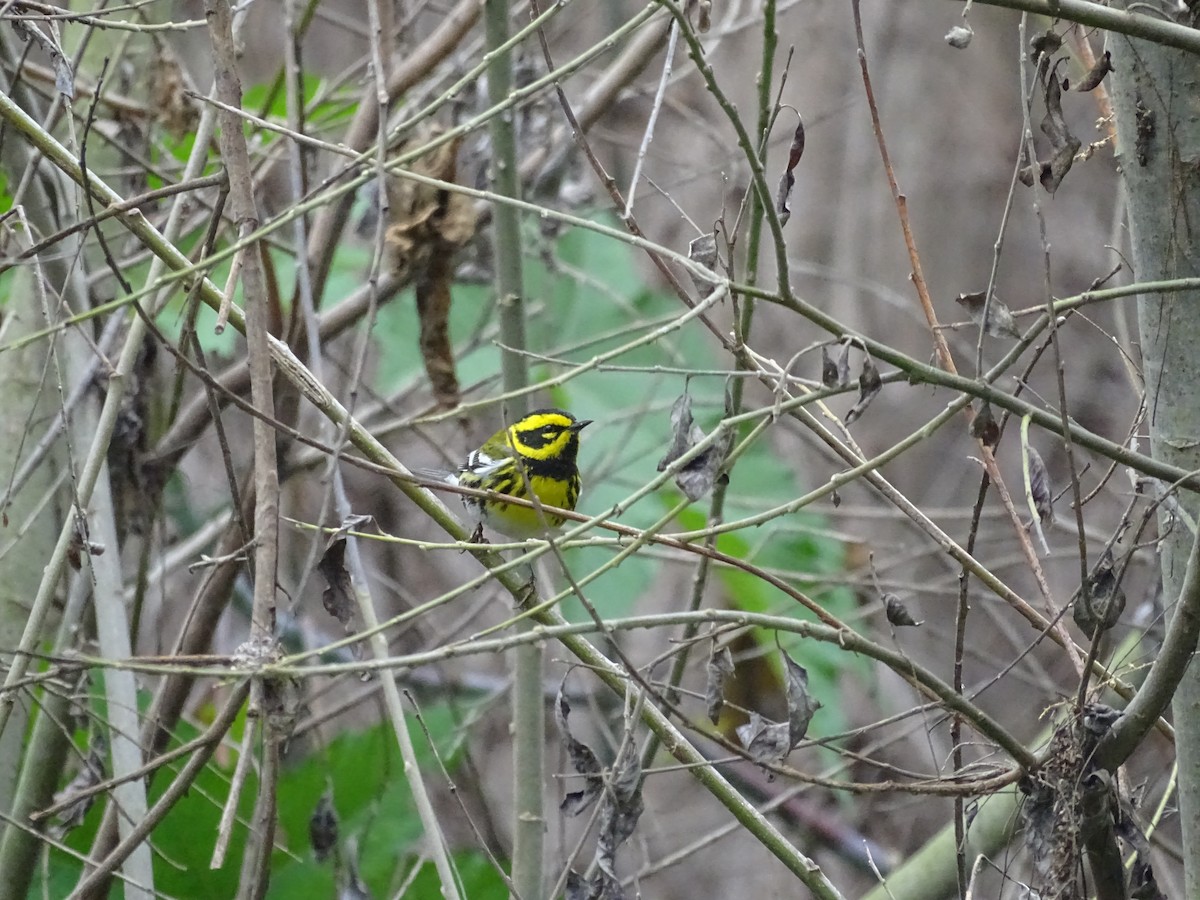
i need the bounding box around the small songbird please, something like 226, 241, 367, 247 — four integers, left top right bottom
449, 408, 591, 541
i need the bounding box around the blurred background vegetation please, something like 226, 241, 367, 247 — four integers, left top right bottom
0, 0, 1197, 897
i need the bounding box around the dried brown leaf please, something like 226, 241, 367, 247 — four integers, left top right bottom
782, 648, 821, 745
705, 642, 735, 725
330, 514, 374, 541
150, 48, 198, 139
835, 342, 852, 387
674, 434, 731, 502
1028, 29, 1062, 63
773, 118, 806, 227
657, 393, 700, 472
555, 677, 603, 816
736, 712, 792, 771
1038, 64, 1080, 193
736, 647, 821, 773
955, 291, 1021, 339
417, 258, 459, 408
785, 118, 806, 172
775, 171, 795, 227
970, 400, 1000, 447
844, 358, 882, 424
594, 743, 643, 883
1074, 549, 1126, 634
384, 127, 477, 408
51, 736, 105, 837
1075, 50, 1114, 92
1039, 137, 1081, 194
820, 345, 839, 388
659, 393, 730, 501
1027, 446, 1054, 525
318, 537, 356, 631
687, 232, 719, 294
564, 871, 591, 900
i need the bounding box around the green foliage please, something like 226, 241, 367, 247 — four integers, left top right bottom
402, 852, 508, 899
244, 75, 325, 122
32, 699, 488, 899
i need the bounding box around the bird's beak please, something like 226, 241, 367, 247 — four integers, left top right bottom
571, 420, 593, 432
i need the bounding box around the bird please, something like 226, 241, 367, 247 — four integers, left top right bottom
450, 408, 591, 541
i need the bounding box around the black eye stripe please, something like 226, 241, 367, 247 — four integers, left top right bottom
517, 426, 564, 449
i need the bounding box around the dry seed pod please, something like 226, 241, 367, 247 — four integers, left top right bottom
945, 23, 974, 48
309, 789, 339, 863
882, 592, 923, 627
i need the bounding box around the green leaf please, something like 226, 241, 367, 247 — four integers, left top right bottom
34, 702, 474, 899
268, 702, 472, 898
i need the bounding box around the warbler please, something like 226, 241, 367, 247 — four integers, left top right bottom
451, 408, 591, 541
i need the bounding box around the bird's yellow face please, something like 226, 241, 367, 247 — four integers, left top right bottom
505, 410, 590, 464
459, 408, 591, 539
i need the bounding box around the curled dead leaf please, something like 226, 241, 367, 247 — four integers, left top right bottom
384, 127, 478, 408
736, 713, 792, 772
820, 345, 839, 388
659, 393, 730, 501
970, 400, 1000, 448
1075, 50, 1114, 92
705, 641, 735, 725
1074, 549, 1126, 635
782, 648, 821, 745
1038, 62, 1081, 193
317, 537, 355, 631
845, 358, 883, 424
555, 676, 603, 816
774, 118, 806, 226
955, 290, 1021, 339
1027, 446, 1054, 525
687, 232, 719, 295
1028, 29, 1063, 64
51, 735, 106, 838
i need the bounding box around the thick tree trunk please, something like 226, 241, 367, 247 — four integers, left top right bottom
1107, 13, 1200, 892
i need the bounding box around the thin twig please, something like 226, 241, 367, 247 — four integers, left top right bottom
849, 0, 1083, 674
204, 3, 281, 896
623, 19, 677, 219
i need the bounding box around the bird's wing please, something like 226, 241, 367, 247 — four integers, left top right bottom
459, 448, 512, 480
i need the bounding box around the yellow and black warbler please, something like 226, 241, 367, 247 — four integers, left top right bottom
450, 408, 591, 540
